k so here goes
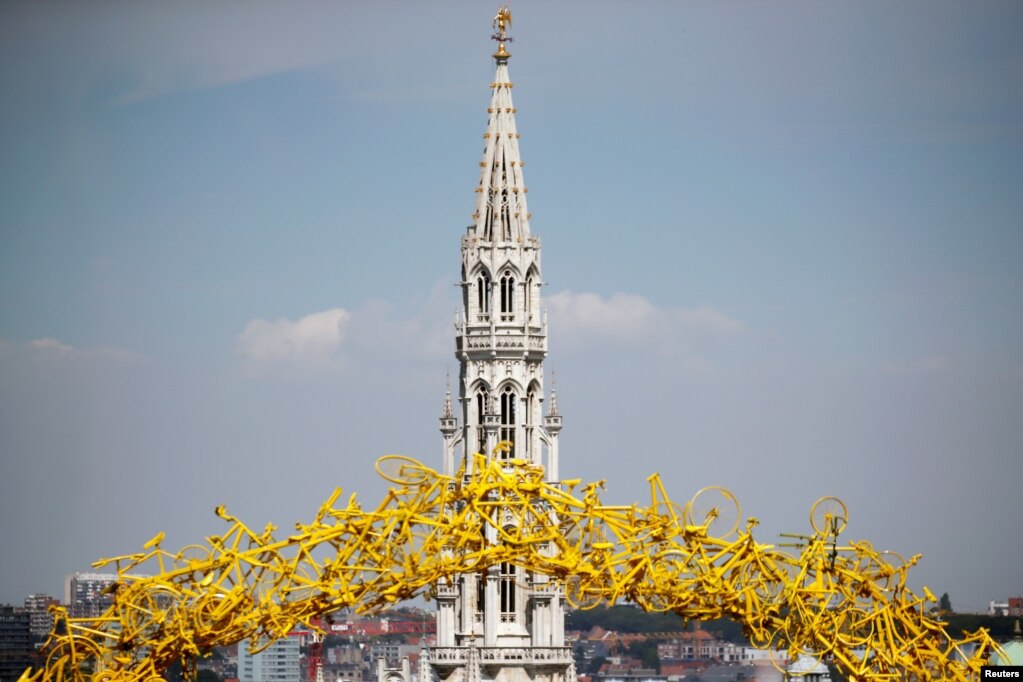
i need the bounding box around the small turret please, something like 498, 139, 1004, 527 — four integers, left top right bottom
543, 371, 563, 435
439, 370, 462, 476
439, 371, 457, 438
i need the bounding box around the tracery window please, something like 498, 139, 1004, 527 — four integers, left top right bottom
525, 276, 534, 322
499, 562, 517, 619
499, 385, 516, 456
476, 389, 488, 455
500, 189, 511, 241
483, 202, 494, 240
477, 273, 490, 321
499, 273, 515, 320
525, 387, 538, 458
476, 573, 486, 620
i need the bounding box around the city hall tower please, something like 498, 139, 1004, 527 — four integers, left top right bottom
427, 9, 574, 682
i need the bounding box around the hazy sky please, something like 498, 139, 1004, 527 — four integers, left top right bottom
1, 1, 1021, 615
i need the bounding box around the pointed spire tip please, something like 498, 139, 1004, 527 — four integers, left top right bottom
548, 370, 559, 416
442, 369, 454, 419
491, 5, 513, 60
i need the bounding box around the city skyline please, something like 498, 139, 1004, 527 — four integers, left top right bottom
1, 1, 1021, 614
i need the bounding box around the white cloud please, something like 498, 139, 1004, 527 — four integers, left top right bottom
28, 337, 77, 354
546, 290, 742, 345
236, 308, 351, 364
14, 338, 147, 365
543, 291, 744, 375
232, 282, 460, 377
546, 291, 660, 341
345, 280, 458, 361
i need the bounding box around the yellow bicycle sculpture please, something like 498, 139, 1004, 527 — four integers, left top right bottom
21, 449, 998, 681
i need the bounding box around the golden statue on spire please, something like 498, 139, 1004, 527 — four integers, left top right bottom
493, 6, 512, 38
492, 5, 512, 58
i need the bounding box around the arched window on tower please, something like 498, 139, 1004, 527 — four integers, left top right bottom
500, 189, 512, 241
483, 200, 494, 240
499, 562, 517, 622
477, 273, 490, 322
525, 387, 538, 459
476, 572, 486, 620
525, 276, 534, 323
499, 273, 515, 321
499, 385, 516, 457
476, 389, 488, 456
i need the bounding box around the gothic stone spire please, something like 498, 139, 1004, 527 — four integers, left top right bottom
433, 17, 570, 681
471, 19, 530, 244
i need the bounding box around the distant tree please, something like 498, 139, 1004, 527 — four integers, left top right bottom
944, 614, 1015, 640
939, 593, 952, 613
827, 662, 849, 682
627, 640, 660, 672
587, 656, 608, 674
164, 657, 222, 682
163, 660, 182, 682
566, 605, 746, 644
567, 605, 684, 634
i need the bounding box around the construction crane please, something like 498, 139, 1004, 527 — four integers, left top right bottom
308, 616, 326, 682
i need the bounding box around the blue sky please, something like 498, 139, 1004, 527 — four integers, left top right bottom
1, 1, 1021, 614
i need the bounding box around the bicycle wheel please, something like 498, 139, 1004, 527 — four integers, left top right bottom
810, 496, 848, 536
44, 636, 104, 680
747, 624, 776, 650
176, 543, 214, 571
564, 516, 611, 558
739, 556, 788, 606
854, 549, 906, 592
637, 580, 676, 613
376, 455, 433, 485
832, 604, 876, 649
563, 574, 604, 610
651, 499, 686, 530
685, 486, 740, 537
118, 584, 179, 645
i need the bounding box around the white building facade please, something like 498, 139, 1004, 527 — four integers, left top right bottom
64, 572, 118, 619
238, 634, 301, 682
428, 11, 574, 682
